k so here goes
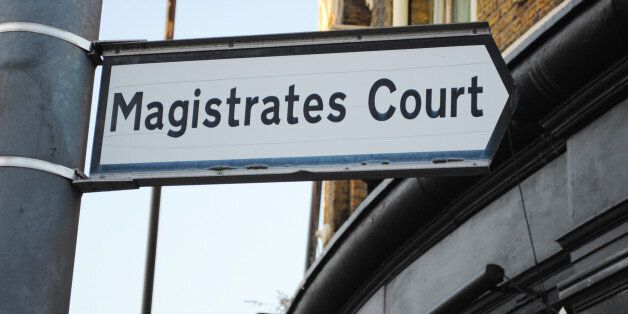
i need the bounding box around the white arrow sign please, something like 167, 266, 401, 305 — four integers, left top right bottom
82, 23, 516, 191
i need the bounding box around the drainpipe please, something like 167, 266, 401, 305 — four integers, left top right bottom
393, 0, 409, 26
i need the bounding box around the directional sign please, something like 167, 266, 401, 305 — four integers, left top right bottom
80, 23, 516, 191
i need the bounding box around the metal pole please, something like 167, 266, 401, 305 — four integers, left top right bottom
305, 181, 322, 271
164, 0, 177, 41
142, 186, 162, 314
0, 1, 102, 313
142, 1, 176, 313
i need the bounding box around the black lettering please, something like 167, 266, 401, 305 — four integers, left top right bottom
203, 98, 221, 128
426, 88, 446, 118
285, 84, 299, 125
368, 78, 396, 121
111, 92, 143, 131
303, 94, 323, 123
450, 87, 464, 117
168, 100, 189, 138
261, 96, 281, 125
144, 101, 164, 130
244, 96, 259, 126
400, 89, 421, 119
226, 87, 240, 127
327, 92, 346, 123
468, 76, 484, 117
192, 88, 201, 128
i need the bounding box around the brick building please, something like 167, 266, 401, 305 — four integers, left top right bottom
295, 0, 628, 313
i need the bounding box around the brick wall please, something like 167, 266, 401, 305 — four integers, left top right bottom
323, 181, 368, 226
479, 0, 563, 50
322, 0, 565, 50
322, 180, 367, 243
343, 0, 372, 25
411, 0, 432, 24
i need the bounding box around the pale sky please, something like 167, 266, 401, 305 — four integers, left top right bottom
70, 1, 317, 313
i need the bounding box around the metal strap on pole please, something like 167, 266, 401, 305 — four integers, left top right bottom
0, 24, 92, 182
0, 22, 92, 51
0, 156, 85, 181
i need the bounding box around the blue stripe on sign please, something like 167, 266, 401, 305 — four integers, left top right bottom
90, 150, 485, 174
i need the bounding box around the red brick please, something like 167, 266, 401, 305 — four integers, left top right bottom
478, 0, 563, 50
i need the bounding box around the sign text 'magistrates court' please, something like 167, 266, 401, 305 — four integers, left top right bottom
82, 23, 516, 191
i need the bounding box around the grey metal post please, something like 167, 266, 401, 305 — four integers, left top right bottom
0, 1, 102, 313
305, 181, 322, 271
142, 2, 177, 313
142, 186, 162, 314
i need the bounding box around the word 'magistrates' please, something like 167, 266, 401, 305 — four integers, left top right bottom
109, 76, 484, 138
110, 85, 346, 138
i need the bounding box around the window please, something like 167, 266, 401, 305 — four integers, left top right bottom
411, 0, 477, 24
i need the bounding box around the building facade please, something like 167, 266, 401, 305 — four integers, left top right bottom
295, 0, 628, 313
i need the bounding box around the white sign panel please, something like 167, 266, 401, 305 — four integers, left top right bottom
85, 24, 516, 191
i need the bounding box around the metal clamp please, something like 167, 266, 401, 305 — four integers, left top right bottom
0, 156, 86, 181
0, 22, 92, 51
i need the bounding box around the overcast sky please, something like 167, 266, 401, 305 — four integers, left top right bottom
70, 1, 317, 313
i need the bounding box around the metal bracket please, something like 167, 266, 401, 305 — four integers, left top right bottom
0, 22, 93, 51
0, 156, 86, 181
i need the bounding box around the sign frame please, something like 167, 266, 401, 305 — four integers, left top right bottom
77, 22, 516, 192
